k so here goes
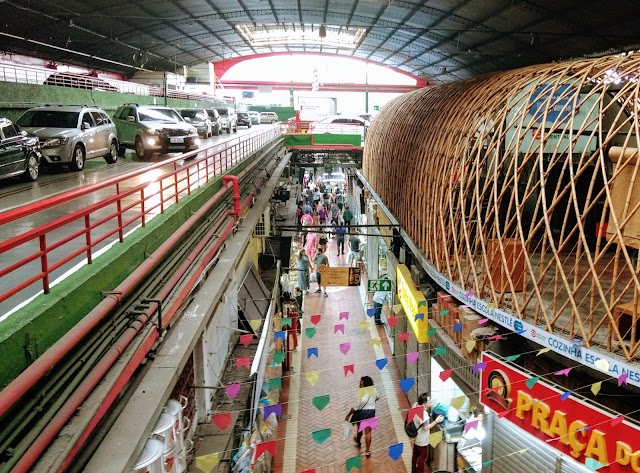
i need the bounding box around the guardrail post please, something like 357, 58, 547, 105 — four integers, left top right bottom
116, 183, 124, 242
84, 215, 93, 264
222, 175, 241, 216
39, 234, 50, 294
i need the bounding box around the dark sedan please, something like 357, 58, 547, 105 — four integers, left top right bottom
0, 118, 41, 182
237, 112, 252, 128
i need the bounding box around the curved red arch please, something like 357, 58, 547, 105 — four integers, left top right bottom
212, 51, 427, 87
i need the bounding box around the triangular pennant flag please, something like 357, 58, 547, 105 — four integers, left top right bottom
465, 340, 476, 353
434, 346, 447, 357
400, 377, 415, 393
537, 347, 551, 356
517, 329, 527, 335
439, 369, 452, 382
300, 470, 316, 473
359, 386, 375, 399
339, 311, 349, 320
465, 290, 474, 297
236, 356, 251, 370
408, 406, 425, 424
346, 455, 361, 472
561, 391, 572, 401
272, 351, 285, 365
370, 338, 381, 347
478, 318, 490, 324
407, 352, 419, 364
254, 440, 277, 461
312, 394, 330, 411
399, 332, 410, 343
225, 383, 241, 399
554, 367, 573, 376
594, 359, 609, 371
453, 323, 463, 333
464, 419, 478, 434
591, 382, 602, 396
414, 312, 425, 321
263, 404, 282, 419
195, 452, 220, 472
618, 373, 628, 386
517, 448, 528, 454
274, 330, 286, 342
439, 309, 449, 316
376, 358, 388, 370
240, 334, 254, 346
280, 317, 293, 329
212, 412, 232, 430
388, 443, 403, 461
392, 304, 402, 314
497, 410, 510, 418
305, 327, 317, 339
267, 377, 282, 390
249, 319, 262, 332
427, 328, 437, 338
487, 302, 498, 309
450, 395, 466, 410
334, 323, 345, 334
310, 314, 321, 325
489, 334, 504, 341
611, 416, 624, 427
340, 342, 351, 354
585, 458, 605, 471
306, 371, 320, 385
472, 362, 487, 374
344, 364, 355, 377
307, 347, 319, 359
387, 316, 398, 327
366, 307, 376, 318
311, 428, 332, 444
360, 320, 371, 330
525, 376, 540, 389
358, 417, 379, 431
429, 430, 443, 448
506, 354, 521, 361
482, 459, 494, 467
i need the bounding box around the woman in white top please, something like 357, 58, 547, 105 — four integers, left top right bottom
411, 393, 444, 473
345, 376, 379, 458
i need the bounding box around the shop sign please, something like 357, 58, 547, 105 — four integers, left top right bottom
528, 83, 577, 125
396, 264, 428, 343
318, 265, 361, 287
480, 352, 640, 472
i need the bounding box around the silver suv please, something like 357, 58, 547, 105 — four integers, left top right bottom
215, 107, 237, 134
16, 105, 119, 171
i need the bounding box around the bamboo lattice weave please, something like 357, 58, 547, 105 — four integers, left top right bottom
363, 53, 640, 361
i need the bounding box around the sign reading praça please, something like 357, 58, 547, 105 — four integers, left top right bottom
396, 264, 428, 343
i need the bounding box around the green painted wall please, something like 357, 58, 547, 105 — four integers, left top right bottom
247, 105, 296, 122
283, 133, 361, 147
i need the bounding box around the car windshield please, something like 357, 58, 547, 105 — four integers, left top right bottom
206, 111, 218, 119
17, 110, 79, 128
180, 110, 201, 119
216, 109, 229, 117
238, 113, 248, 117
138, 108, 182, 122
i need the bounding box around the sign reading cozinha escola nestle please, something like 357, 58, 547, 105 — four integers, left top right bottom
480, 352, 640, 472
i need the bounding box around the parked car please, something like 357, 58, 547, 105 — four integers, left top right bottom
0, 117, 41, 182
248, 111, 260, 125
215, 107, 237, 134
259, 111, 279, 124
16, 105, 119, 171
236, 112, 252, 128
113, 104, 200, 159
206, 109, 221, 136
309, 115, 367, 137
177, 108, 212, 138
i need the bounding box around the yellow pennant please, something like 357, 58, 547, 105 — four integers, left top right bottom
393, 304, 403, 314
249, 319, 262, 332
306, 371, 320, 385
360, 320, 371, 330
465, 340, 476, 353
429, 430, 443, 448
450, 395, 466, 410
536, 348, 551, 356
591, 381, 602, 396
358, 386, 375, 399
517, 448, 529, 455
195, 452, 220, 473
370, 338, 381, 347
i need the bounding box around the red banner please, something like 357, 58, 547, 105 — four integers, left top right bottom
480, 352, 640, 472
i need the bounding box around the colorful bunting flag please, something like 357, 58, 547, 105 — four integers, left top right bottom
465, 340, 476, 353
399, 332, 410, 343
517, 448, 528, 455
366, 307, 376, 318
554, 367, 573, 376
375, 358, 388, 370
280, 317, 292, 329
334, 323, 345, 334
358, 417, 379, 432
311, 428, 332, 444
306, 371, 320, 385
434, 346, 447, 357
497, 410, 510, 418
414, 313, 425, 321
585, 458, 605, 471
516, 329, 527, 335
312, 395, 330, 411
486, 302, 497, 309
370, 338, 381, 347
249, 319, 262, 332
505, 354, 521, 362
450, 395, 466, 410
525, 376, 540, 389
267, 377, 282, 390
464, 419, 478, 434
274, 330, 286, 342
406, 352, 419, 364
561, 391, 572, 401
439, 369, 452, 382
236, 357, 251, 370
272, 351, 285, 365
439, 309, 448, 316
360, 320, 371, 330
225, 383, 241, 399
263, 404, 282, 419
340, 342, 351, 355
618, 373, 628, 386
212, 412, 232, 430
427, 327, 437, 338
310, 314, 321, 325
472, 362, 487, 375
346, 455, 361, 472
300, 469, 316, 473
400, 377, 415, 393
339, 311, 349, 320
387, 316, 398, 327
611, 416, 624, 427
305, 327, 316, 339
359, 386, 375, 399
392, 304, 402, 314
536, 347, 551, 356
344, 364, 355, 377
465, 290, 474, 297
195, 452, 220, 472
591, 382, 602, 396
453, 323, 463, 333
307, 347, 319, 359
254, 440, 277, 462
240, 334, 254, 346
388, 443, 403, 461
478, 318, 489, 325
407, 406, 425, 424
482, 460, 494, 467
489, 334, 503, 341
429, 430, 443, 447
594, 359, 609, 371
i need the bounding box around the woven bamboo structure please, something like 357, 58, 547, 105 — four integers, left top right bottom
363, 52, 640, 361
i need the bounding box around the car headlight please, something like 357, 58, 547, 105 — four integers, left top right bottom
146, 128, 160, 135
189, 127, 197, 135
42, 137, 69, 148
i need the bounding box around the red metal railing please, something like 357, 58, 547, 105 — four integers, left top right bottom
0, 127, 282, 314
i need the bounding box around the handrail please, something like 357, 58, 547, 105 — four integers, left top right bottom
0, 127, 282, 315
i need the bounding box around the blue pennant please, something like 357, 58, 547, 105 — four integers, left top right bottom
307, 347, 319, 359
375, 358, 388, 370
400, 377, 415, 393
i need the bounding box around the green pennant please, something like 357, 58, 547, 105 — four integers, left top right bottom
525, 376, 540, 389
346, 455, 362, 471
434, 346, 447, 357
311, 428, 332, 445
312, 394, 330, 411
439, 309, 448, 316
427, 328, 437, 338
272, 351, 285, 365
280, 317, 292, 329
305, 327, 316, 339
506, 354, 521, 362
482, 460, 494, 467
267, 377, 282, 390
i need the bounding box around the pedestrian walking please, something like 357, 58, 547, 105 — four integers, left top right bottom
296, 249, 313, 294
343, 205, 354, 230
345, 376, 379, 458
372, 278, 388, 326
347, 231, 362, 266
313, 246, 329, 296
335, 223, 347, 256
411, 393, 444, 473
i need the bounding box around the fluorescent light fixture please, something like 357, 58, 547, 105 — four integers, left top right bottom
236, 23, 366, 49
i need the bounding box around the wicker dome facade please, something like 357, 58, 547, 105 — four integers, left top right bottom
363, 52, 640, 361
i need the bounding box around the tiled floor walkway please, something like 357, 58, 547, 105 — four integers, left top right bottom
274, 189, 412, 473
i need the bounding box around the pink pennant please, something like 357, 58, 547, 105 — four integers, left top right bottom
439, 369, 453, 382
478, 318, 489, 325
236, 356, 251, 370
358, 416, 379, 432
240, 334, 254, 346
310, 314, 321, 325
340, 342, 351, 355
334, 323, 345, 334
465, 291, 474, 297
485, 386, 501, 395
464, 419, 478, 434
545, 437, 560, 443
399, 332, 410, 343
489, 334, 503, 341
387, 316, 398, 327
611, 415, 624, 427
553, 367, 573, 377
343, 364, 355, 377
225, 383, 241, 399
406, 352, 419, 364
618, 373, 628, 386
339, 311, 349, 320
212, 412, 232, 430
300, 469, 316, 473
497, 410, 510, 418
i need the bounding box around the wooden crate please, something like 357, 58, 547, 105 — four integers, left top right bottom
486, 238, 526, 292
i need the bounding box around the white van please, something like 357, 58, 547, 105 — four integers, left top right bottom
259, 112, 279, 124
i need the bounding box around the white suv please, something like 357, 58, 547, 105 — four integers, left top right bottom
16, 105, 119, 171
259, 112, 279, 124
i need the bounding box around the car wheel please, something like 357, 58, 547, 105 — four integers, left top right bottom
22, 152, 39, 181
213, 127, 219, 136
135, 137, 152, 160
69, 144, 86, 171
105, 140, 118, 164
271, 120, 276, 124
233, 124, 238, 133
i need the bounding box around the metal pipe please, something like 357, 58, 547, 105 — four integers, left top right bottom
223, 175, 241, 216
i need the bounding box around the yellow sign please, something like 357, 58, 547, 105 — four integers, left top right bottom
396, 264, 428, 342
318, 265, 361, 287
